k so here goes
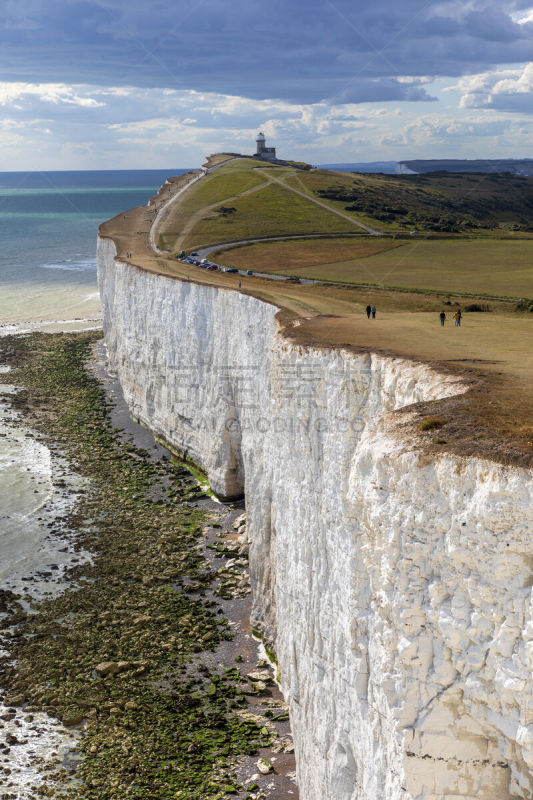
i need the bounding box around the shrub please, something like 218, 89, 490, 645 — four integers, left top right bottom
464, 304, 491, 312
420, 417, 445, 431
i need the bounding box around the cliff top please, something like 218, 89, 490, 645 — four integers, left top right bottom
98, 158, 533, 467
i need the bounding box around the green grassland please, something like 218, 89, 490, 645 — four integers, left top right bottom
214, 237, 401, 270
164, 159, 533, 252
160, 160, 267, 241
174, 166, 358, 249
265, 168, 394, 231
218, 238, 533, 298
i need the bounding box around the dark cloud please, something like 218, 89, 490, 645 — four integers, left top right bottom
0, 0, 532, 104
333, 78, 437, 104
488, 92, 533, 112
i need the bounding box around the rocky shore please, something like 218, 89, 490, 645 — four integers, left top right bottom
0, 331, 297, 800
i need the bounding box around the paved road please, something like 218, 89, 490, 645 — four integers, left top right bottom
196, 232, 365, 260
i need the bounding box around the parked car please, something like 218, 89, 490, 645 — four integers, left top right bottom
193, 259, 202, 266
286, 277, 301, 283
225, 267, 238, 274
207, 265, 218, 271
190, 251, 199, 256
245, 269, 253, 276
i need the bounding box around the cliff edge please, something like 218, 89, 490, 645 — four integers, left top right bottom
97, 164, 533, 799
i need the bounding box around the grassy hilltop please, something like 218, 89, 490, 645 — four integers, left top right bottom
156, 156, 533, 300
101, 155, 533, 458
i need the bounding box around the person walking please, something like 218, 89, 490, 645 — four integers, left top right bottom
366, 304, 371, 319
371, 305, 376, 319
440, 311, 446, 326
453, 310, 461, 327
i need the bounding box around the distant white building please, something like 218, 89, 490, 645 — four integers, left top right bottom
255, 132, 277, 162
395, 162, 418, 174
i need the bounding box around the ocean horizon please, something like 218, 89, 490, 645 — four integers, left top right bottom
0, 168, 191, 333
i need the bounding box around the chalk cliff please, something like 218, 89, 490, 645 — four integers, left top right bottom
98, 234, 533, 800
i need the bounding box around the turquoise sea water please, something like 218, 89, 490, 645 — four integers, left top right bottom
0, 169, 188, 329
0, 169, 191, 793
0, 167, 191, 575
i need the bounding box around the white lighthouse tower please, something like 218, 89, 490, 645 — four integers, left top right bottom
254, 132, 277, 162
256, 132, 266, 156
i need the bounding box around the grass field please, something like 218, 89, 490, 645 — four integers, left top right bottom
271, 169, 402, 232
160, 159, 533, 258
158, 160, 267, 250
214, 237, 402, 269
180, 185, 356, 249
218, 237, 533, 298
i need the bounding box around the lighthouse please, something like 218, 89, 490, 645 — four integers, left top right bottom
256, 132, 266, 155
254, 132, 277, 162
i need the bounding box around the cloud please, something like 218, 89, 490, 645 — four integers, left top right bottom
0, 0, 532, 105
332, 78, 438, 104
0, 82, 105, 108
454, 62, 533, 112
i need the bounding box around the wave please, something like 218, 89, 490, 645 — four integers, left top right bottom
39, 257, 97, 272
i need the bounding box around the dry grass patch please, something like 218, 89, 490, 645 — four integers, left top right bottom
214, 237, 402, 272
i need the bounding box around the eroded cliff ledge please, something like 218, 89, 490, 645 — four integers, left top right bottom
98, 230, 533, 800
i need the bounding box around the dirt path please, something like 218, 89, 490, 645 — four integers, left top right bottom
150, 156, 239, 253
172, 180, 270, 253
261, 170, 383, 235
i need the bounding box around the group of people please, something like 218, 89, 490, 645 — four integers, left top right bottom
440, 309, 462, 327
363, 304, 463, 327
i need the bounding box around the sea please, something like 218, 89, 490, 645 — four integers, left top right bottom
0, 169, 188, 333
0, 168, 188, 795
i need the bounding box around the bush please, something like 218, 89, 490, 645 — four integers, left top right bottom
420, 417, 445, 431
464, 304, 491, 312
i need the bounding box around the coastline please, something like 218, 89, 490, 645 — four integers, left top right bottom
0, 317, 103, 338
96, 160, 533, 798
0, 330, 297, 799
0, 353, 91, 796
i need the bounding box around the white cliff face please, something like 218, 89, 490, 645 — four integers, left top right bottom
98, 235, 533, 800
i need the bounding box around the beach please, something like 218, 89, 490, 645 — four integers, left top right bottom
0, 332, 296, 799
0, 170, 296, 798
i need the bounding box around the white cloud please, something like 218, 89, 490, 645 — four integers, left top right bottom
0, 82, 105, 108
451, 63, 533, 111
0, 77, 531, 170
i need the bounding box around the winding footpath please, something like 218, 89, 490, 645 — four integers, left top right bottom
149, 159, 384, 264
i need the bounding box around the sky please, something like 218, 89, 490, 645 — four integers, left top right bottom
0, 0, 533, 169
